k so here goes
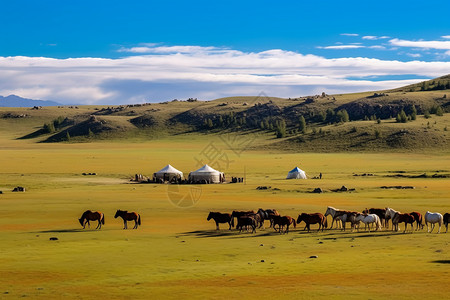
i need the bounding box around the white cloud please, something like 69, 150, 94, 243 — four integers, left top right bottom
369, 45, 386, 50
317, 45, 365, 50
363, 35, 390, 40
441, 35, 450, 39
390, 38, 450, 50
406, 53, 422, 58
340, 33, 359, 36
118, 45, 225, 54
1, 45, 449, 104
362, 36, 378, 40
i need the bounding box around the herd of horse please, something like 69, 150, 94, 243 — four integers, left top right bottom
207, 207, 450, 234
78, 210, 141, 229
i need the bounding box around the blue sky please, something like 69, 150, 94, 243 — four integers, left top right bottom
1, 0, 449, 104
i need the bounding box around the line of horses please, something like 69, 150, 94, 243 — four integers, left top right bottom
78, 210, 141, 229
207, 207, 450, 234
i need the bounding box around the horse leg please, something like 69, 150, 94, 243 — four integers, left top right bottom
437, 223, 441, 234
215, 221, 219, 230
228, 221, 231, 230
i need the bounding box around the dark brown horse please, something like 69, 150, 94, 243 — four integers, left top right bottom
363, 208, 387, 228
114, 210, 141, 229
207, 212, 232, 230
236, 216, 257, 233
297, 213, 327, 232
272, 215, 296, 234
409, 211, 424, 230
231, 210, 255, 227
79, 210, 105, 229
393, 212, 415, 233
444, 213, 450, 233
256, 208, 279, 228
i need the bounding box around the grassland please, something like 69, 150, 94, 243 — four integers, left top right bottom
0, 130, 449, 299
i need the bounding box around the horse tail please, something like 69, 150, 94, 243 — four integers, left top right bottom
324, 217, 328, 228
138, 214, 141, 226
101, 213, 105, 225
231, 217, 235, 228
292, 219, 297, 228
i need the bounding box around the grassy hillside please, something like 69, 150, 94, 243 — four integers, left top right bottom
1, 75, 449, 152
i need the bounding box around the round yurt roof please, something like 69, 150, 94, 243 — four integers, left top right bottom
155, 164, 183, 175
190, 164, 223, 174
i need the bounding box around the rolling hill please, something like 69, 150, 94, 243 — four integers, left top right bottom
1, 75, 449, 152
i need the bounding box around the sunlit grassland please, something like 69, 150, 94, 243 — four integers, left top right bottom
0, 135, 449, 299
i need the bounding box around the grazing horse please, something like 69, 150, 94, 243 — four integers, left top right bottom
409, 211, 424, 230
79, 210, 105, 229
425, 211, 443, 233
355, 213, 382, 232
236, 216, 257, 233
393, 212, 415, 233
385, 207, 401, 231
272, 215, 296, 234
297, 213, 327, 232
207, 212, 232, 230
231, 210, 255, 228
114, 210, 141, 229
443, 213, 450, 233
363, 208, 387, 228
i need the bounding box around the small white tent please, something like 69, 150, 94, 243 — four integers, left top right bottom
188, 164, 224, 183
286, 167, 307, 179
153, 164, 183, 182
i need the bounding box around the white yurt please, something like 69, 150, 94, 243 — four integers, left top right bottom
188, 164, 224, 183
286, 167, 307, 179
153, 164, 183, 182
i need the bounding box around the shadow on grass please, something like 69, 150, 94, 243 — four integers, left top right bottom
180, 228, 420, 239
30, 228, 112, 233
431, 260, 450, 264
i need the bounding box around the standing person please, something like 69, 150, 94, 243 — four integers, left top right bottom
319, 172, 322, 179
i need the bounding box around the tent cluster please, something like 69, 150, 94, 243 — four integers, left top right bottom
151, 164, 307, 184
153, 164, 225, 184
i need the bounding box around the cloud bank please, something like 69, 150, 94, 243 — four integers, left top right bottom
1, 45, 448, 104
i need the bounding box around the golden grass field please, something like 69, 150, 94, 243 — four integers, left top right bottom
0, 128, 449, 299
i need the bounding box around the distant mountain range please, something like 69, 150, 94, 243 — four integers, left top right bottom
0, 95, 61, 107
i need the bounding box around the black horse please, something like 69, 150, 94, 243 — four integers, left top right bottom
236, 216, 257, 233
207, 212, 232, 230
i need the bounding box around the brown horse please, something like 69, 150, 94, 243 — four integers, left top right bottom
409, 211, 424, 230
114, 210, 141, 229
393, 212, 415, 233
297, 213, 327, 232
79, 210, 105, 229
444, 213, 450, 233
272, 215, 296, 234
207, 212, 232, 230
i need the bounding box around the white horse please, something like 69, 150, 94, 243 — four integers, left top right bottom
324, 206, 344, 229
425, 211, 443, 233
385, 207, 400, 231
355, 213, 382, 232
